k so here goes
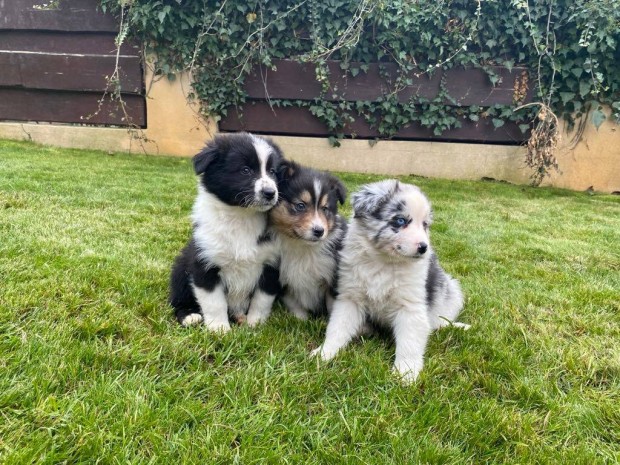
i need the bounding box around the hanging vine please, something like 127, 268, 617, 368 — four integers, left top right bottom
100, 0, 620, 185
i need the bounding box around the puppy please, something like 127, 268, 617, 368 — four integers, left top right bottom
311, 180, 469, 383
266, 161, 347, 323
169, 133, 283, 332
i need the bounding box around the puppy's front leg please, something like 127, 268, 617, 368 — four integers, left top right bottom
392, 307, 431, 383
192, 283, 230, 333
282, 291, 309, 321
247, 265, 280, 327
311, 299, 364, 361
325, 291, 335, 314
190, 263, 230, 332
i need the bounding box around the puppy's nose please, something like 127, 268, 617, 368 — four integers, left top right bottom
417, 242, 428, 254
262, 187, 276, 200
312, 226, 325, 238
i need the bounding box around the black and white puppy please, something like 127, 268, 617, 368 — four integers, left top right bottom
312, 180, 469, 383
169, 133, 283, 332
261, 161, 347, 324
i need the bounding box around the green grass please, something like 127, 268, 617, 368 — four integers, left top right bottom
1, 139, 619, 464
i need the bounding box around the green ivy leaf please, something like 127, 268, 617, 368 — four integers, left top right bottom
560, 92, 575, 104
579, 81, 591, 98
328, 136, 341, 147
492, 118, 505, 129
591, 108, 606, 130
519, 124, 530, 133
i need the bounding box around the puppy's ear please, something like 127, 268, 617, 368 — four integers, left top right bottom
329, 176, 347, 205
277, 159, 299, 182
352, 179, 400, 218
193, 137, 228, 175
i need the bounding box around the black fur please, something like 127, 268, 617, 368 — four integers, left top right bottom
194, 133, 283, 207
169, 133, 284, 325
258, 264, 281, 295
277, 160, 347, 209
169, 240, 222, 324
328, 215, 348, 298
425, 252, 446, 307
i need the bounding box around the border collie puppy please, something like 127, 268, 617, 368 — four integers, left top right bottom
169, 133, 283, 332
255, 161, 347, 325
311, 180, 469, 383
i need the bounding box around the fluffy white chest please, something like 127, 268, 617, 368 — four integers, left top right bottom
278, 237, 335, 309
192, 188, 278, 302
339, 230, 429, 323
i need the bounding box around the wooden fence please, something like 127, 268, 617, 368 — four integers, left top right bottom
1, 2, 532, 143
0, 0, 145, 127
220, 60, 534, 144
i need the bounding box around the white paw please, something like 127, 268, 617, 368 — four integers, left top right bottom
310, 346, 323, 358
289, 307, 309, 321
394, 367, 421, 385
180, 313, 203, 327
310, 345, 337, 361
203, 319, 231, 333
246, 311, 267, 328
393, 360, 423, 385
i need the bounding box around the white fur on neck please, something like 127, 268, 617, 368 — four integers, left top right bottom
277, 230, 341, 312
192, 184, 278, 311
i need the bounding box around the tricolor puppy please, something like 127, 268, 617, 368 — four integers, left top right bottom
264, 161, 347, 323
169, 133, 283, 332
312, 180, 469, 383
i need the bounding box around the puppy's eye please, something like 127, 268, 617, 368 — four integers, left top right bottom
422, 220, 429, 229
294, 202, 306, 212
241, 167, 252, 175
394, 216, 407, 227
269, 168, 277, 175
322, 206, 330, 213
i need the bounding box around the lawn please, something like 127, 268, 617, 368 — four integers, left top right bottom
1, 139, 619, 464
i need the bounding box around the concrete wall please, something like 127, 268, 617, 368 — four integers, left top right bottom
541, 108, 620, 192
1, 68, 618, 193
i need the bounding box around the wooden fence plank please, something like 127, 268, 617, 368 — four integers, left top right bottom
0, 89, 146, 127
0, 52, 143, 93
0, 0, 119, 32
219, 102, 529, 143
0, 31, 140, 56
243, 60, 533, 106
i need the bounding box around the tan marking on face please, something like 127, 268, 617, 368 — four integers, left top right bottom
319, 194, 328, 209
298, 210, 318, 237
270, 200, 333, 241
270, 202, 298, 238
299, 190, 312, 205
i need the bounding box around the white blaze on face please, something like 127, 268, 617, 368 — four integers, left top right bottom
311, 178, 326, 236
251, 135, 278, 206
395, 187, 431, 255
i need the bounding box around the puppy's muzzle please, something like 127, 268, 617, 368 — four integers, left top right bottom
312, 225, 325, 238
261, 187, 276, 201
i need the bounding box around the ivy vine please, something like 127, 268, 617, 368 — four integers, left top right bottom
101, 0, 619, 183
